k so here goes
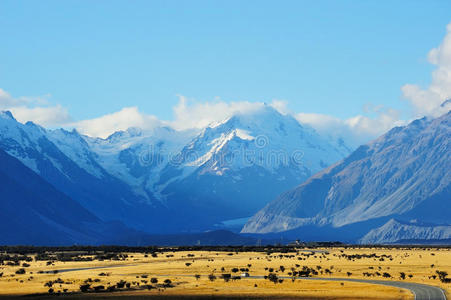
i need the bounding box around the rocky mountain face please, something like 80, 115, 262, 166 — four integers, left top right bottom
0, 146, 266, 246
242, 111, 451, 244
0, 148, 144, 245
0, 111, 170, 231
151, 106, 349, 230
359, 219, 451, 244
0, 106, 350, 233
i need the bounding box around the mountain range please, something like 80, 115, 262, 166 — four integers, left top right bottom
0, 106, 350, 242
1, 105, 449, 245
0, 147, 143, 245
242, 111, 451, 244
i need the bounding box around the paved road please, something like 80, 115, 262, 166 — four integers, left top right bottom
47, 263, 136, 273
295, 277, 447, 300
49, 264, 447, 300
246, 275, 446, 300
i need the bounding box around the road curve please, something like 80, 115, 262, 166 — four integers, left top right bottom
46, 264, 448, 300
295, 277, 447, 300
246, 275, 446, 300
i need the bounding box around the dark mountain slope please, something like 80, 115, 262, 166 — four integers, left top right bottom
0, 148, 145, 245
243, 111, 451, 244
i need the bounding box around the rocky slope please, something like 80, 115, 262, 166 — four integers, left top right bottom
0, 107, 350, 233
242, 111, 451, 243
359, 219, 451, 244
0, 111, 169, 231
0, 148, 143, 245
152, 106, 350, 230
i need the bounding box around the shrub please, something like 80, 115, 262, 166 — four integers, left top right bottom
221, 274, 231, 282
116, 280, 126, 288
93, 285, 105, 292
163, 279, 172, 287
436, 271, 449, 283
79, 284, 91, 292
44, 281, 53, 287
107, 286, 116, 292
268, 273, 278, 284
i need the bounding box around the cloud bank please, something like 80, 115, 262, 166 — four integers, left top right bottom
296, 107, 405, 147
73, 107, 162, 138
0, 88, 71, 127
170, 96, 288, 130
402, 22, 451, 117
1, 22, 451, 144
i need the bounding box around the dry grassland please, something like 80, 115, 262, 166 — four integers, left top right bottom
0, 247, 450, 299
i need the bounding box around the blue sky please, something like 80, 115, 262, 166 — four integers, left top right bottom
1, 0, 451, 141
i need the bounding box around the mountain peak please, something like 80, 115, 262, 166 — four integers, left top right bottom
0, 110, 16, 121
234, 104, 285, 120
210, 105, 300, 135
243, 112, 451, 240
126, 127, 143, 137
441, 98, 451, 108
106, 127, 143, 142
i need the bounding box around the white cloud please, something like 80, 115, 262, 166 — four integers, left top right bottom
0, 88, 71, 127
4, 22, 451, 142
169, 96, 404, 146
0, 89, 161, 138
402, 22, 451, 117
73, 107, 162, 138
296, 107, 405, 147
0, 88, 405, 145
170, 95, 287, 130
0, 88, 49, 108
9, 105, 71, 127
2, 22, 451, 143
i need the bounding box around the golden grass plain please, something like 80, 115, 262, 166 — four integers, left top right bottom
0, 247, 450, 299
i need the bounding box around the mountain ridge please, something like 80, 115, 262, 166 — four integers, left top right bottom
0, 107, 351, 233
242, 111, 451, 244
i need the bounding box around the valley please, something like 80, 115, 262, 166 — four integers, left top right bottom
2, 4, 451, 300
0, 246, 449, 299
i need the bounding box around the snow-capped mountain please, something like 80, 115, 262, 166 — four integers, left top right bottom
152, 105, 350, 230
242, 111, 451, 244
0, 107, 351, 233
0, 111, 169, 231
84, 126, 197, 202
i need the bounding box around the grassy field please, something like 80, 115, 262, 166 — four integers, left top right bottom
0, 246, 450, 299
